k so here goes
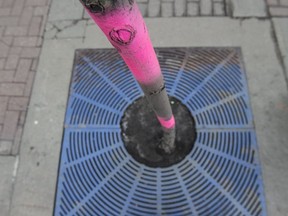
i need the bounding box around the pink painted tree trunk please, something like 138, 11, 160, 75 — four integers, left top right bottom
80, 0, 176, 153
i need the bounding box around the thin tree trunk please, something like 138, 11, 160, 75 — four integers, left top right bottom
80, 0, 176, 153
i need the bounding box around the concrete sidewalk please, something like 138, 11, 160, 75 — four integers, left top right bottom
1, 0, 288, 215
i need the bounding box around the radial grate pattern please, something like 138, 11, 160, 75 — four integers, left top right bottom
54, 48, 266, 216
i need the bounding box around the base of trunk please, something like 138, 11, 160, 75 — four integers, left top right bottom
121, 96, 197, 168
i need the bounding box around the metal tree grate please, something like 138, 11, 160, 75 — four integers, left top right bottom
54, 48, 266, 216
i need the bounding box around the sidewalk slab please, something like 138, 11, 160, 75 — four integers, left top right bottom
45, 20, 87, 40
273, 18, 288, 82
0, 156, 16, 216
48, 0, 83, 21
230, 0, 267, 17
10, 17, 288, 216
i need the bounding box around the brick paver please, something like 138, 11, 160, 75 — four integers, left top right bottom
267, 0, 288, 16
0, 0, 51, 155
137, 0, 227, 17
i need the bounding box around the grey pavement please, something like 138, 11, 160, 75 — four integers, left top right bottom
0, 157, 17, 216
273, 18, 288, 86
0, 0, 288, 216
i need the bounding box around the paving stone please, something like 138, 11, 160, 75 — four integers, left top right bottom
18, 111, 26, 126
2, 0, 15, 7
214, 2, 225, 16
8, 97, 29, 111
19, 6, 33, 26
1, 110, 19, 140
161, 2, 174, 17
0, 26, 3, 38
267, 0, 288, 17
11, 0, 25, 16
1, 36, 13, 46
0, 97, 8, 124
5, 26, 28, 36
230, 0, 267, 17
20, 47, 41, 58
200, 0, 212, 15
11, 125, 23, 155
0, 26, 3, 36
0, 8, 11, 16
0, 41, 9, 58
0, 59, 5, 69
0, 156, 16, 215
148, 0, 161, 17
5, 54, 19, 70
267, 0, 278, 5
24, 72, 36, 96
0, 83, 25, 96
0, 140, 12, 154
31, 58, 38, 71
280, 0, 288, 6
175, 0, 187, 16
37, 16, 48, 38
36, 37, 43, 47
9, 47, 22, 55
13, 36, 39, 47
270, 7, 288, 16
187, 2, 199, 16
0, 70, 14, 82
29, 17, 43, 36
14, 59, 32, 82
33, 6, 49, 16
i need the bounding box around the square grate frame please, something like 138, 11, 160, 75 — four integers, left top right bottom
54, 47, 267, 216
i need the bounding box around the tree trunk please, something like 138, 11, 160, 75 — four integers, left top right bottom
80, 0, 176, 153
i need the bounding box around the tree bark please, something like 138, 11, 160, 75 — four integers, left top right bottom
80, 0, 176, 153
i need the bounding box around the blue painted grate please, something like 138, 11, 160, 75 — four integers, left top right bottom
54, 48, 266, 216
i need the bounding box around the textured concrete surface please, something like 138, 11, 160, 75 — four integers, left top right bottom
47, 0, 83, 21
9, 17, 288, 215
0, 157, 17, 216
273, 18, 288, 84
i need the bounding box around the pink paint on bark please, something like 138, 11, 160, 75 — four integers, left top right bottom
157, 116, 176, 129
83, 0, 176, 145
86, 4, 161, 85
